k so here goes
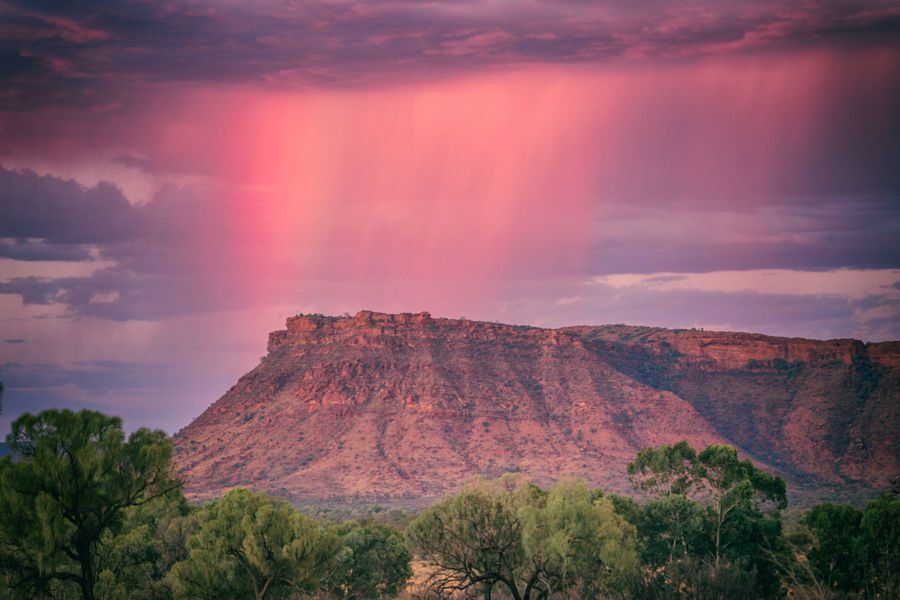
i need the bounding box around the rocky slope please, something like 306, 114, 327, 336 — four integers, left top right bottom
173, 312, 899, 504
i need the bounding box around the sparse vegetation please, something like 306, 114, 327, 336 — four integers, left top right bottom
1, 409, 897, 599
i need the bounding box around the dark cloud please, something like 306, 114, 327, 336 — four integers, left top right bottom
0, 167, 136, 244
0, 166, 260, 319
0, 0, 898, 109
0, 360, 179, 394
0, 239, 92, 261
0, 268, 252, 321
2, 339, 25, 344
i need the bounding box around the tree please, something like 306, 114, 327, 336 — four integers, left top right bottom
324, 520, 412, 599
694, 444, 787, 568
519, 480, 636, 597
92, 492, 194, 600
626, 442, 789, 597
0, 409, 179, 600
408, 478, 636, 600
627, 440, 697, 496
636, 494, 708, 566
628, 442, 787, 568
171, 488, 340, 600
408, 486, 523, 599
803, 503, 862, 591
858, 493, 900, 597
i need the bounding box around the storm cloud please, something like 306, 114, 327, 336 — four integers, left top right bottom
0, 0, 898, 108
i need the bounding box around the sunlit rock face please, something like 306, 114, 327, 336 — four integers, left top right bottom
174, 311, 899, 504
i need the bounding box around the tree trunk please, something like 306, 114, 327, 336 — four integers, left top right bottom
482, 582, 492, 600
714, 500, 723, 569
500, 576, 523, 600
257, 576, 273, 600
76, 544, 94, 600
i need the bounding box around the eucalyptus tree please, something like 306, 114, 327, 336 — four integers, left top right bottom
628, 442, 786, 568
690, 445, 786, 568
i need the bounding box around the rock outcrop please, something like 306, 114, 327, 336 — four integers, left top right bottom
174, 311, 899, 504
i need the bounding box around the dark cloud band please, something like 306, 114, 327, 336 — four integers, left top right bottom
1, 0, 899, 109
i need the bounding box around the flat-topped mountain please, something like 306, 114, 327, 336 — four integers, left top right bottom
173, 311, 899, 504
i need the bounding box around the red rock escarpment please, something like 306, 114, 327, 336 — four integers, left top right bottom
174, 312, 899, 504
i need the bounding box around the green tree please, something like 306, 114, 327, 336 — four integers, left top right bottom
519, 480, 636, 597
171, 488, 340, 600
858, 493, 899, 597
636, 494, 708, 566
408, 478, 636, 600
629, 442, 787, 567
627, 440, 697, 496
324, 520, 412, 599
694, 444, 787, 568
626, 442, 789, 597
92, 492, 194, 600
803, 503, 862, 591
0, 409, 179, 600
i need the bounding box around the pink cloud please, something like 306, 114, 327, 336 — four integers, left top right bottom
39, 16, 111, 43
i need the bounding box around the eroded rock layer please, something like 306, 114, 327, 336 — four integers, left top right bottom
174, 312, 899, 503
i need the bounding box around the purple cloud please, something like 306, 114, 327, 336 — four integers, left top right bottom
0, 168, 136, 245
0, 1, 898, 109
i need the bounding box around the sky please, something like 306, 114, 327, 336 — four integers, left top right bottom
1, 0, 899, 435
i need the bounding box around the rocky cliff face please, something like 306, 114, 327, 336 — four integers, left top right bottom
173, 311, 899, 504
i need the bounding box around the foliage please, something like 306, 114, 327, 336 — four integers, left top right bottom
627, 440, 697, 496
3, 408, 897, 600
626, 441, 789, 597
615, 558, 761, 600
857, 493, 900, 597
90, 492, 194, 600
300, 504, 419, 529
782, 493, 899, 598
171, 488, 341, 600
323, 520, 412, 599
802, 503, 863, 591
633, 494, 708, 566
0, 409, 180, 600
408, 477, 636, 599
693, 444, 787, 568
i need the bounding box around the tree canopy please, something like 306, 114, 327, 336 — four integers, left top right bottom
2, 409, 896, 600
171, 488, 341, 600
0, 409, 179, 600
408, 477, 636, 599
324, 519, 412, 599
